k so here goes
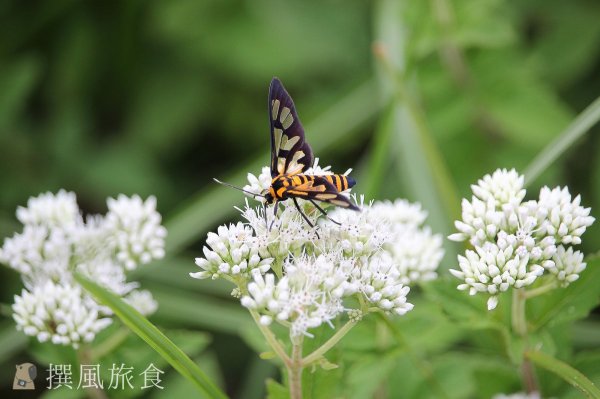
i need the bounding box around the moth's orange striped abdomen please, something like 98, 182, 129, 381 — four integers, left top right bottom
269, 174, 356, 202
323, 174, 356, 193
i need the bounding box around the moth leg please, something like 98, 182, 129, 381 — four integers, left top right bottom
309, 199, 341, 226
293, 198, 320, 239
263, 202, 268, 231
269, 201, 280, 231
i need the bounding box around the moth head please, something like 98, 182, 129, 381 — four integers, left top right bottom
264, 188, 275, 205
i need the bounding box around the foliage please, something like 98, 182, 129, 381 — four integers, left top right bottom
1, 0, 600, 398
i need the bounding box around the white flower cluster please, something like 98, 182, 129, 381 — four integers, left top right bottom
193, 166, 444, 338
0, 190, 166, 347
449, 169, 594, 310
241, 254, 353, 338
106, 195, 167, 270
191, 222, 273, 280
12, 282, 112, 346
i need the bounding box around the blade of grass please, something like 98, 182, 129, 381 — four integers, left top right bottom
524, 95, 600, 186
74, 273, 228, 399
363, 102, 396, 199
164, 78, 383, 255
526, 350, 600, 398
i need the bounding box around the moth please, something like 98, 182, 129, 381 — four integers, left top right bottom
216, 78, 359, 228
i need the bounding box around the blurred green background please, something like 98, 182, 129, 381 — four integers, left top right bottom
1, 0, 599, 398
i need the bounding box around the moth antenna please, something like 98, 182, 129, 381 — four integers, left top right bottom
213, 178, 266, 198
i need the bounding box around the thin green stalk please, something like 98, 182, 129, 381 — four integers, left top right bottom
524, 282, 558, 299
248, 309, 291, 367
363, 103, 396, 199
511, 289, 538, 393
77, 345, 109, 399
302, 320, 357, 366
289, 340, 304, 399
524, 95, 600, 186
90, 327, 130, 360
511, 289, 527, 337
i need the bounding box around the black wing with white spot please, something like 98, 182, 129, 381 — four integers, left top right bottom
268, 78, 314, 178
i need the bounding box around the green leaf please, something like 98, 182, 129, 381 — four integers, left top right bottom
148, 285, 251, 335
421, 279, 497, 324
526, 350, 600, 398
29, 339, 78, 368
131, 257, 233, 298
0, 55, 41, 129
572, 320, 600, 349
304, 361, 344, 399
574, 350, 600, 383
259, 352, 276, 360
151, 2, 371, 81
315, 358, 338, 371
151, 352, 223, 399
94, 328, 211, 399
529, 258, 600, 331
266, 378, 289, 399
451, 0, 516, 49
524, 95, 600, 186
74, 273, 228, 399
523, 2, 600, 88
239, 320, 274, 358
473, 49, 573, 150
391, 296, 464, 353
94, 329, 212, 399
238, 357, 276, 399
349, 357, 396, 398
0, 322, 27, 362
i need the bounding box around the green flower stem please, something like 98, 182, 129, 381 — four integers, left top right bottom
302, 320, 357, 366
77, 345, 109, 399
524, 282, 558, 299
289, 339, 304, 399
90, 327, 130, 360
248, 309, 291, 367
524, 95, 600, 186
511, 289, 527, 336
511, 289, 538, 393
378, 314, 450, 399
